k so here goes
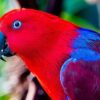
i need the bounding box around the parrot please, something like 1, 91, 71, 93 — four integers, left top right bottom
0, 8, 100, 100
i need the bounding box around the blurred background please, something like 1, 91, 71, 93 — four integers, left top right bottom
0, 0, 100, 100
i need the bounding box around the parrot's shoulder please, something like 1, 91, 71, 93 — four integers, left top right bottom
59, 28, 100, 99
60, 58, 100, 100
71, 28, 100, 61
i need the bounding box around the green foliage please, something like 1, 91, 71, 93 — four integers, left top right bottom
37, 0, 48, 11
61, 11, 98, 32
0, 0, 20, 17
62, 0, 88, 14
0, 0, 6, 17
0, 60, 5, 77
0, 95, 9, 100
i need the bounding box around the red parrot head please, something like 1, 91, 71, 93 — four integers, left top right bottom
0, 8, 76, 60
0, 9, 51, 57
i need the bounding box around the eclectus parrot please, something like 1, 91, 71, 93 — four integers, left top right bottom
0, 9, 100, 100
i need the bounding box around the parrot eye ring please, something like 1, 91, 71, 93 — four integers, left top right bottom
12, 20, 22, 29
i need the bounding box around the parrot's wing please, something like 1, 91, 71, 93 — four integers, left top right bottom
60, 58, 100, 100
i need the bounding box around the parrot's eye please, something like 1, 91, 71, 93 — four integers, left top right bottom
12, 20, 22, 29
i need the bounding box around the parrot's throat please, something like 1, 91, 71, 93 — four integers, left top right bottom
21, 44, 69, 100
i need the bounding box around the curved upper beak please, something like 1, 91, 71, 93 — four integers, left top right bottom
0, 32, 14, 61
0, 32, 5, 50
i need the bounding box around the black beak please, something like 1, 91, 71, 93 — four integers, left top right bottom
0, 32, 15, 61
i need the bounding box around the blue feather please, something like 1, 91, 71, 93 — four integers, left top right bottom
72, 28, 100, 61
